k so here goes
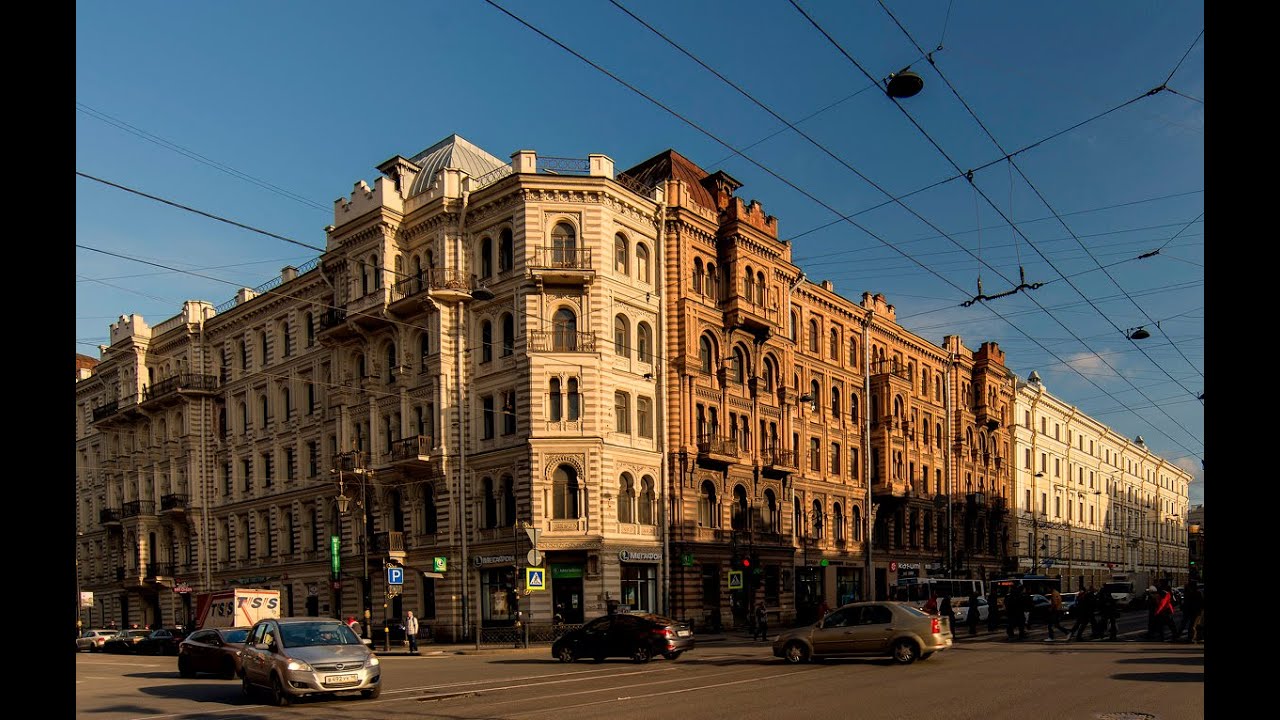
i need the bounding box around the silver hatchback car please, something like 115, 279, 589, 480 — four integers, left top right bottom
773, 601, 952, 665
239, 618, 381, 705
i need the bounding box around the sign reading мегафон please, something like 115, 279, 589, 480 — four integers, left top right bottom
618, 550, 661, 562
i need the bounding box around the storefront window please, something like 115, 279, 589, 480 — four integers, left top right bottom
479, 567, 517, 625
836, 567, 862, 606
619, 564, 657, 613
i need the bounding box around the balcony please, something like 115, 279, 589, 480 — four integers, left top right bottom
142, 374, 219, 408
92, 399, 120, 423
160, 493, 188, 514
426, 268, 484, 303
528, 330, 597, 353
374, 531, 407, 563
388, 435, 434, 468
872, 477, 909, 503
760, 447, 797, 476
145, 562, 177, 580
722, 288, 778, 340
347, 287, 391, 328
530, 247, 594, 285
390, 274, 430, 313
697, 435, 738, 466
100, 508, 122, 527
333, 451, 370, 472
121, 500, 156, 520
317, 306, 356, 341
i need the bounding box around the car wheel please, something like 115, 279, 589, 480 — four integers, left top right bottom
361, 685, 381, 700
632, 645, 651, 663
178, 657, 195, 679
783, 641, 810, 664
891, 639, 919, 665
665, 651, 683, 660
270, 674, 292, 706
557, 646, 576, 663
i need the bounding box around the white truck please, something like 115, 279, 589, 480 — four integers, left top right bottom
194, 589, 281, 629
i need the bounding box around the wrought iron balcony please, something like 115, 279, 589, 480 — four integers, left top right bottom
143, 374, 219, 405
121, 500, 156, 519
99, 508, 122, 526
389, 436, 434, 466
425, 268, 483, 302
160, 493, 188, 512
697, 435, 739, 465
761, 447, 797, 473
530, 247, 594, 283
374, 531, 405, 554
92, 400, 120, 422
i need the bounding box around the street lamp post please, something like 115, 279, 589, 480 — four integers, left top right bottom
335, 456, 372, 640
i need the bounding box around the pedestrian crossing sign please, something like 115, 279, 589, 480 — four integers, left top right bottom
526, 567, 546, 591
728, 570, 743, 590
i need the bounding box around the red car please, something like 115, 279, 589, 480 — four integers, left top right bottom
178, 627, 250, 678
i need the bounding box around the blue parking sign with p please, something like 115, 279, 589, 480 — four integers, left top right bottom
388, 566, 404, 585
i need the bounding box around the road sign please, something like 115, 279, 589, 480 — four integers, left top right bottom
387, 566, 404, 585
526, 567, 546, 591
525, 527, 541, 547
682, 553, 695, 567
728, 570, 743, 590
433, 557, 448, 572
527, 549, 544, 566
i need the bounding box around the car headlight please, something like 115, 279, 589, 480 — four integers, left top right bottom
367, 655, 380, 667
286, 658, 314, 672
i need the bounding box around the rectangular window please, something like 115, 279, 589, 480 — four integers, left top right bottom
615, 392, 631, 434
262, 452, 274, 487
285, 448, 296, 481
1024, 410, 1031, 427
482, 396, 495, 439
619, 564, 657, 613
308, 441, 319, 478
831, 442, 841, 475
850, 448, 859, 479
638, 396, 653, 438
502, 391, 516, 435
1024, 448, 1032, 469
223, 462, 232, 495
242, 458, 252, 492
1054, 457, 1061, 477
810, 438, 821, 471
1040, 453, 1047, 472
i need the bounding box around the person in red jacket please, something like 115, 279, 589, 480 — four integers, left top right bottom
1152, 581, 1179, 641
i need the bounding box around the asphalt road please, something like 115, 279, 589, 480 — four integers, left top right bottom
75, 613, 1202, 720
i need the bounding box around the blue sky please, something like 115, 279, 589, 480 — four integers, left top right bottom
76, 1, 1204, 502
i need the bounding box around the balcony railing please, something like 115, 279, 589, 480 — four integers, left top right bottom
92, 400, 120, 422
528, 330, 597, 353
99, 508, 121, 525
761, 447, 797, 469
144, 374, 219, 402
374, 531, 405, 554
389, 436, 434, 463
318, 307, 347, 331
121, 500, 156, 518
160, 493, 188, 512
697, 435, 739, 458
531, 247, 592, 270
426, 268, 479, 294
870, 360, 913, 380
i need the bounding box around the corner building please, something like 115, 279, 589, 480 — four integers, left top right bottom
622, 151, 1017, 629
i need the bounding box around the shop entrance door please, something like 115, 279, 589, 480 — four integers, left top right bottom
551, 564, 584, 623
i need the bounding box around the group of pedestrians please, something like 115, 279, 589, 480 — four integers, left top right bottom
1145, 579, 1202, 642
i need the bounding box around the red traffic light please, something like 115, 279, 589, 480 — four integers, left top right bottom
741, 558, 751, 568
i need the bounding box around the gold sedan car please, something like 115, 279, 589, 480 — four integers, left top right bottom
773, 601, 952, 665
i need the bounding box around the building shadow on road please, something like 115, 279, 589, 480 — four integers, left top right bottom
1110, 671, 1204, 683
1115, 656, 1204, 666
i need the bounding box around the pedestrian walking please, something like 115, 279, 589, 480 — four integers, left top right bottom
966, 589, 981, 636
923, 591, 939, 615
1143, 585, 1159, 639
817, 599, 830, 620
753, 602, 769, 641
1068, 586, 1094, 641
405, 611, 420, 653
1006, 586, 1027, 640
940, 595, 956, 633
1097, 589, 1119, 641
1179, 581, 1203, 643
1046, 588, 1070, 640
1153, 582, 1178, 641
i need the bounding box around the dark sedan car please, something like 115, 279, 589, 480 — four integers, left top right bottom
552, 613, 693, 663
178, 627, 250, 678
102, 629, 153, 654
136, 627, 189, 656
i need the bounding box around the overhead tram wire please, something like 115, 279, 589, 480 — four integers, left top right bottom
76, 103, 331, 213
875, 1, 1205, 386
793, 0, 1203, 454
481, 0, 1203, 461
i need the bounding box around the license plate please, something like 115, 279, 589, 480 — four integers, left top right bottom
325, 674, 358, 685
676, 630, 691, 637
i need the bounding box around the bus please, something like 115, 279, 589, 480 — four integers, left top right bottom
988, 574, 1062, 611
890, 577, 985, 605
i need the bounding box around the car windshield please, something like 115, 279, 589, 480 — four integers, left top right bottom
278, 621, 362, 648
223, 629, 249, 643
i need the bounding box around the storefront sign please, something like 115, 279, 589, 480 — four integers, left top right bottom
619, 550, 662, 563
551, 564, 583, 579
473, 554, 516, 567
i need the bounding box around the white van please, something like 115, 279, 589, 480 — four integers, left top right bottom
1100, 580, 1135, 608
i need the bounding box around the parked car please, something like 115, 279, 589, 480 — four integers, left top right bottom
773, 601, 952, 665
102, 629, 153, 654
136, 627, 189, 656
239, 617, 381, 706
552, 612, 694, 663
76, 629, 116, 653
951, 596, 989, 624
178, 627, 250, 679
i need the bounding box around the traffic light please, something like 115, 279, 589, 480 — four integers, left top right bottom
740, 556, 751, 569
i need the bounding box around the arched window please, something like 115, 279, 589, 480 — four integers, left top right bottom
502, 475, 516, 527
830, 328, 839, 359
893, 395, 904, 419
744, 265, 755, 301
386, 342, 397, 381
639, 475, 656, 525
480, 236, 493, 278
420, 332, 430, 365
615, 234, 629, 274
501, 313, 514, 356
831, 386, 841, 416
756, 271, 766, 304
636, 243, 651, 283
618, 473, 636, 523
483, 476, 497, 528
372, 253, 381, 289
731, 346, 746, 383
552, 464, 580, 519
259, 394, 270, 428
422, 484, 439, 534
693, 258, 704, 294
810, 380, 820, 406
849, 338, 858, 367
698, 481, 718, 528
850, 392, 859, 424
614, 314, 630, 357
812, 500, 824, 538
763, 489, 778, 532
699, 335, 714, 374
834, 503, 845, 542
851, 505, 862, 541
280, 319, 291, 357
808, 319, 819, 353
637, 322, 652, 363
762, 357, 775, 391
281, 387, 291, 419
551, 223, 577, 266
706, 262, 718, 299
732, 485, 749, 530
498, 229, 513, 273
936, 422, 943, 448
260, 330, 269, 366
793, 498, 802, 538
790, 311, 798, 342
481, 320, 493, 363
548, 378, 563, 421
412, 255, 423, 293
552, 308, 577, 351
568, 378, 581, 421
